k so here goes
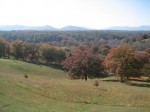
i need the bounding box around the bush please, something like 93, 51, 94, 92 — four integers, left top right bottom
93, 80, 99, 87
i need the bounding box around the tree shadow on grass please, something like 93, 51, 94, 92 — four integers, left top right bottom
127, 82, 150, 88
102, 76, 120, 82
129, 78, 150, 83
103, 79, 119, 82
102, 77, 150, 88
127, 78, 150, 88
23, 60, 63, 70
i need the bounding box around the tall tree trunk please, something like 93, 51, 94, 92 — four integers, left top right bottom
85, 74, 87, 81
120, 61, 124, 83
127, 77, 129, 80
120, 74, 124, 83
7, 52, 10, 59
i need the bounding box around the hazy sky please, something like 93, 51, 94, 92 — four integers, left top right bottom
0, 0, 150, 29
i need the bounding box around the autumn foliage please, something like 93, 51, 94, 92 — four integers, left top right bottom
103, 46, 145, 82
62, 45, 103, 81
0, 38, 66, 64
0, 37, 149, 82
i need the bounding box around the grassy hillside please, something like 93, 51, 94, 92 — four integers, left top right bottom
0, 59, 66, 79
0, 59, 150, 112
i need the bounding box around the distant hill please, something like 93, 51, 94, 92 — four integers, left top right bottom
29, 25, 57, 30
0, 25, 88, 31
0, 25, 57, 31
60, 25, 88, 31
1, 25, 150, 31
107, 25, 150, 31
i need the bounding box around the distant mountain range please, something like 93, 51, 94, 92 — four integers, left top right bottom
60, 25, 87, 31
107, 25, 150, 31
0, 25, 150, 31
0, 25, 57, 31
0, 25, 88, 31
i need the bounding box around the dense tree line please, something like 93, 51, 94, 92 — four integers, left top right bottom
0, 31, 149, 49
62, 45, 150, 82
0, 38, 66, 64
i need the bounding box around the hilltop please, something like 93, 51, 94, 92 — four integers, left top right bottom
0, 25, 88, 31
107, 25, 150, 31
0, 25, 150, 31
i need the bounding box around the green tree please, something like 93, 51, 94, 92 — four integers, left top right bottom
25, 43, 39, 61
142, 64, 150, 81
55, 49, 66, 64
5, 41, 10, 58
41, 44, 57, 63
0, 38, 6, 57
11, 41, 26, 60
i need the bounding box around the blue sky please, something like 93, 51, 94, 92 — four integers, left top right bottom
0, 0, 150, 29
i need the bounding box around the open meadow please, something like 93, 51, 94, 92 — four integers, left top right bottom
0, 59, 150, 112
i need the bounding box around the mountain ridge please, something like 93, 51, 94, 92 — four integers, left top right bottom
59, 25, 88, 31
0, 25, 57, 31
0, 25, 150, 31
107, 25, 150, 31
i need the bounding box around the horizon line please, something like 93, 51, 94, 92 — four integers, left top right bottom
0, 24, 150, 29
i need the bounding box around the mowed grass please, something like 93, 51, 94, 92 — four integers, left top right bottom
0, 59, 150, 112
0, 59, 66, 79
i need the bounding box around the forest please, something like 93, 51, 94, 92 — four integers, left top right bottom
0, 30, 150, 82
0, 30, 150, 50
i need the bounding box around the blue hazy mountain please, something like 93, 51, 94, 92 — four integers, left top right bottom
0, 25, 57, 31
60, 25, 88, 31
107, 25, 150, 31
0, 25, 88, 31
0, 25, 150, 31
29, 25, 57, 30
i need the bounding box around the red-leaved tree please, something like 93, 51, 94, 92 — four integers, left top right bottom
62, 45, 103, 81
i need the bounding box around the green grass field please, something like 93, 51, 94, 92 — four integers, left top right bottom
0, 58, 150, 112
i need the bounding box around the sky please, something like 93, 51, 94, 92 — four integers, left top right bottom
0, 0, 150, 29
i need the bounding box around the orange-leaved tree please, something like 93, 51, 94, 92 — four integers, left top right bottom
103, 46, 143, 82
